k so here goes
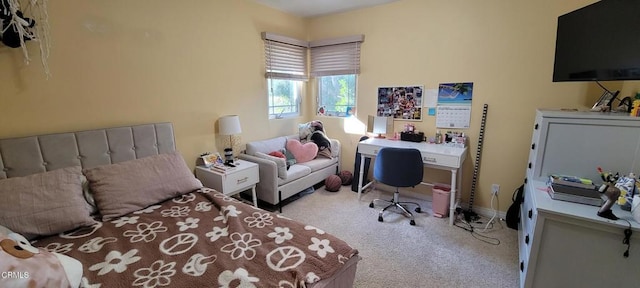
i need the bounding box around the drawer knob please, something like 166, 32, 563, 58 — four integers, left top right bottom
528, 209, 533, 219
531, 143, 536, 150
525, 234, 529, 244
520, 261, 524, 272
528, 162, 532, 169
524, 177, 528, 184
534, 123, 539, 130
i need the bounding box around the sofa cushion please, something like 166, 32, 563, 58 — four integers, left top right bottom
286, 139, 318, 163
277, 164, 312, 186
255, 152, 287, 180
297, 157, 339, 173
246, 136, 287, 156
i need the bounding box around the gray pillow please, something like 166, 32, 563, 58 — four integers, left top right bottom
255, 152, 287, 180
83, 151, 203, 221
0, 166, 97, 240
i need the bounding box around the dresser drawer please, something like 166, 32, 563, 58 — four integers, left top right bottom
518, 225, 529, 288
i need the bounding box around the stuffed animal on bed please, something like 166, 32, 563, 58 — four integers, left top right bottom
0, 226, 83, 288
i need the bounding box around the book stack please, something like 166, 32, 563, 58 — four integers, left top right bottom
210, 164, 235, 174
547, 175, 603, 206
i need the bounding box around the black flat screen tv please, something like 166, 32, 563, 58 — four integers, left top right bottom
553, 0, 640, 82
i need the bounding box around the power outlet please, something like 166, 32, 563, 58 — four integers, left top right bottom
491, 184, 500, 195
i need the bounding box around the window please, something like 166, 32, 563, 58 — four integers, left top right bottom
317, 74, 356, 117
262, 32, 309, 119
311, 35, 364, 117
268, 79, 302, 117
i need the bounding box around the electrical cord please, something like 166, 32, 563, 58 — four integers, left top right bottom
618, 218, 632, 258
481, 192, 498, 232
453, 212, 501, 245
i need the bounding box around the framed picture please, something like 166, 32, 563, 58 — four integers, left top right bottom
377, 86, 423, 121
592, 90, 619, 110
201, 152, 223, 168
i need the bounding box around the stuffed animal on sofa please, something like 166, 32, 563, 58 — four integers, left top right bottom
299, 121, 332, 159
0, 225, 83, 288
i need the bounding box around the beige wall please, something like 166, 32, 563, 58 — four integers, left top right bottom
307, 0, 640, 210
1, 0, 638, 212
0, 0, 308, 167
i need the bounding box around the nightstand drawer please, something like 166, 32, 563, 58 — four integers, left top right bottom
221, 168, 258, 193
195, 160, 259, 195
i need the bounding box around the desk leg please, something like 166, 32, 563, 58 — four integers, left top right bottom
449, 168, 457, 226
357, 156, 365, 200
457, 167, 463, 205
251, 185, 258, 207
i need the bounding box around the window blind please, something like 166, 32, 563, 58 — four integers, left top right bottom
310, 35, 364, 77
262, 32, 309, 81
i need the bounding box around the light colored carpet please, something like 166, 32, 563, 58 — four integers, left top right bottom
280, 185, 519, 288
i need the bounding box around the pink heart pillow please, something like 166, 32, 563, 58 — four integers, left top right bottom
286, 139, 318, 163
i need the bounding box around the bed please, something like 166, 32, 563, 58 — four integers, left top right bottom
0, 123, 360, 288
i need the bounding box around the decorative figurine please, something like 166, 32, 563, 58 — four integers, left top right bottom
596, 167, 621, 220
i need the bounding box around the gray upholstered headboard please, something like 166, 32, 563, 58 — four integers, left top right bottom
0, 123, 175, 179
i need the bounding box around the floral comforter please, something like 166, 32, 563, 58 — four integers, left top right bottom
33, 188, 359, 288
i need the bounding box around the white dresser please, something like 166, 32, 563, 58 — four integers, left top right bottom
519, 109, 640, 288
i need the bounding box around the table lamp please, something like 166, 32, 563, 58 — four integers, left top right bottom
219, 115, 242, 166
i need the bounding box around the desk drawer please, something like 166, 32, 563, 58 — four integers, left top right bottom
358, 143, 381, 156
421, 152, 460, 168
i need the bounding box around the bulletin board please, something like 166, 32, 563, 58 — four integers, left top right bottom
377, 86, 423, 121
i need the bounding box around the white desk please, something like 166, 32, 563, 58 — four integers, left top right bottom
356, 138, 467, 225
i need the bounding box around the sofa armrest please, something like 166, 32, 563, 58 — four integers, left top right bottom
237, 153, 278, 199
330, 139, 341, 158
330, 139, 341, 172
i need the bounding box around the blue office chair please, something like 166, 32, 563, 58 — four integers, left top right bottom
369, 147, 423, 225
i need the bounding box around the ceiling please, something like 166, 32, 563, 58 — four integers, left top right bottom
253, 0, 400, 18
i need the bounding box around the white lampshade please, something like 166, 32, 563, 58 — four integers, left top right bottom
219, 115, 242, 135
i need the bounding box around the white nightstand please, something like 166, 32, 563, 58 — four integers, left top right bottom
195, 159, 259, 207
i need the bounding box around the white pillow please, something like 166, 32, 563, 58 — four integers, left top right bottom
255, 152, 287, 180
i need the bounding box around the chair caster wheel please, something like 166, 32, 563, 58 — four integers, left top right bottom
369, 203, 374, 208
378, 216, 383, 222
410, 220, 416, 226
415, 207, 421, 213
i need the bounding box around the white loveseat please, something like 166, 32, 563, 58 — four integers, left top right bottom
238, 134, 340, 210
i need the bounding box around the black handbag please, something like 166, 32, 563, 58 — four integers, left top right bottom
506, 184, 524, 230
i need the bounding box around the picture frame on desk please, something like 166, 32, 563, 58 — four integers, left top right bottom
377, 86, 423, 121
